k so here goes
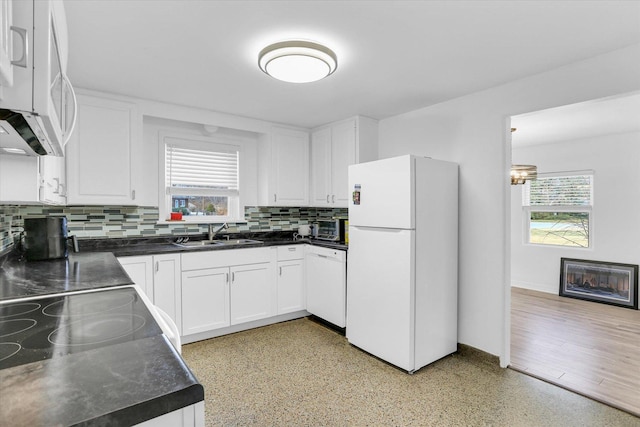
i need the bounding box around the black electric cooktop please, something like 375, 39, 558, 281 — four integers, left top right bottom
0, 288, 163, 370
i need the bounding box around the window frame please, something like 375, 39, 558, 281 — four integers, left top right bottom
522, 170, 594, 249
158, 132, 244, 224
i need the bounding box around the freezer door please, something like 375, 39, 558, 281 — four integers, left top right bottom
348, 155, 414, 229
346, 226, 415, 371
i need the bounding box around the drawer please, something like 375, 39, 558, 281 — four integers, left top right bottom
277, 245, 304, 261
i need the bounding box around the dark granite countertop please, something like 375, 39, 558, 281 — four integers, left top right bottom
0, 252, 133, 301
77, 232, 348, 258
0, 252, 204, 426
0, 334, 203, 426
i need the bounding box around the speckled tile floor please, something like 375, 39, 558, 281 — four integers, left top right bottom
182, 318, 640, 427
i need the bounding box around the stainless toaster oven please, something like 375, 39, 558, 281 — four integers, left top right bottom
313, 219, 346, 242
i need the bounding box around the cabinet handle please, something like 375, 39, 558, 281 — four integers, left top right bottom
326, 195, 330, 203
155, 261, 159, 272
288, 247, 296, 251
10, 26, 28, 68
226, 273, 229, 283
332, 195, 335, 203
131, 190, 136, 200
231, 272, 235, 283
279, 266, 282, 276
273, 194, 277, 203
61, 73, 78, 143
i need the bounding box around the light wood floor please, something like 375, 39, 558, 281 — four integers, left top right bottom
510, 287, 640, 417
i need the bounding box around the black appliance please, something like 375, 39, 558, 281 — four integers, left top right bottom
23, 217, 78, 261
0, 288, 163, 370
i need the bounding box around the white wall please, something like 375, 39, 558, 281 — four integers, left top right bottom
377, 44, 640, 363
511, 132, 640, 294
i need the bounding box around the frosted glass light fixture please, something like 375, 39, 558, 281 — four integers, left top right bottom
258, 40, 337, 83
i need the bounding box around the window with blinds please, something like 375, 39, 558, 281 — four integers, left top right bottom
523, 172, 593, 248
525, 174, 592, 207
164, 142, 240, 219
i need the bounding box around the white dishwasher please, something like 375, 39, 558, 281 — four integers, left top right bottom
305, 246, 347, 328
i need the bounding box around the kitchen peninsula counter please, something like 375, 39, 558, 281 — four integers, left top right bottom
0, 251, 204, 426
0, 251, 133, 301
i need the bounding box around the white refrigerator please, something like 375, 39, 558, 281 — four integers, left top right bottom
346, 154, 458, 372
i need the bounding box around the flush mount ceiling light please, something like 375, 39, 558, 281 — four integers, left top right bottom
258, 40, 337, 83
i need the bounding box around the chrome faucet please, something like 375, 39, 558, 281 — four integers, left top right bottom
208, 222, 228, 240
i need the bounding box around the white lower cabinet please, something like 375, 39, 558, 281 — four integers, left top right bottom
117, 255, 154, 299
134, 401, 204, 427
182, 267, 229, 335
121, 244, 342, 341
181, 248, 276, 336
276, 245, 305, 314
118, 253, 182, 333
230, 263, 273, 325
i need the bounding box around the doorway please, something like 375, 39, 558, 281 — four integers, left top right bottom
508, 92, 640, 416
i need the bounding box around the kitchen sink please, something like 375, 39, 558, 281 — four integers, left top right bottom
216, 239, 264, 246
172, 239, 263, 248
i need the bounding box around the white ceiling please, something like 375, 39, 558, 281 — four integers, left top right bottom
63, 1, 640, 129
511, 92, 640, 147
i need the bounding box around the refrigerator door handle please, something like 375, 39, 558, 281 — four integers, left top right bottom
350, 225, 413, 232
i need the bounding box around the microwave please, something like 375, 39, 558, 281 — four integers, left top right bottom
0, 0, 77, 157
314, 219, 347, 242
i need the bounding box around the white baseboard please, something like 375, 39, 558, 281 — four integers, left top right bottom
511, 281, 557, 295
181, 310, 309, 344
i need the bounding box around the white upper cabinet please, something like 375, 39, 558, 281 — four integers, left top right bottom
0, 154, 65, 205
310, 127, 332, 206
38, 155, 66, 205
310, 116, 378, 207
0, 0, 13, 87
258, 126, 309, 206
66, 92, 142, 205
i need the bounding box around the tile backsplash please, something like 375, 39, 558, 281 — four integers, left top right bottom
0, 205, 347, 252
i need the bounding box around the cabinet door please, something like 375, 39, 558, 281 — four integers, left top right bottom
230, 263, 273, 325
182, 267, 230, 335
271, 127, 309, 206
306, 252, 346, 327
153, 254, 182, 334
66, 94, 140, 205
277, 260, 305, 314
38, 156, 66, 205
0, 0, 12, 86
330, 120, 356, 207
0, 155, 38, 202
117, 255, 154, 300
310, 127, 332, 206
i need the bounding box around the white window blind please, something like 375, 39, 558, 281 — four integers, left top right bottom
165, 145, 239, 196
525, 174, 592, 207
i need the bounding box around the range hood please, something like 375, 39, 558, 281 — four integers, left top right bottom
0, 109, 64, 156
